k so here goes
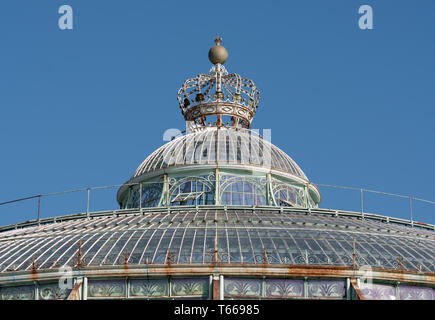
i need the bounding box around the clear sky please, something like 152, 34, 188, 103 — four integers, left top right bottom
0, 0, 434, 226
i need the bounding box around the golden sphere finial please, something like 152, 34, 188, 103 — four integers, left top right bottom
208, 34, 228, 64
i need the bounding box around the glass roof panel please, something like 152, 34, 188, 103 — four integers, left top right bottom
131, 128, 308, 180
0, 209, 433, 272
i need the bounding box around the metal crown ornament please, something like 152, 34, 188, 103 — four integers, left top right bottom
177, 35, 260, 129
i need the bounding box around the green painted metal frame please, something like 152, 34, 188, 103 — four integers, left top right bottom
119, 167, 320, 210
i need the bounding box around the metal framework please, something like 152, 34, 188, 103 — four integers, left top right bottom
0, 207, 433, 273
130, 127, 306, 180
178, 64, 260, 129
0, 270, 433, 300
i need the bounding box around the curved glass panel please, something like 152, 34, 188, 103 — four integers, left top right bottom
220, 175, 266, 206
141, 183, 163, 207
272, 179, 305, 207
131, 128, 308, 180
169, 176, 214, 206
0, 209, 434, 272
121, 182, 164, 209
123, 185, 140, 209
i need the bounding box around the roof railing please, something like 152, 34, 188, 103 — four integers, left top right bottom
0, 204, 433, 234
0, 182, 434, 232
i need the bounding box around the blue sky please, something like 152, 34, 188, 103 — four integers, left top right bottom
0, 0, 434, 226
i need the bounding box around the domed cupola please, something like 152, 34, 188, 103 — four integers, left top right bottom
117, 37, 320, 209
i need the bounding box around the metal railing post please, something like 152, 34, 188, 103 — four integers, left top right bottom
163, 174, 169, 207
86, 188, 90, 218
139, 182, 142, 209
305, 183, 309, 208
215, 168, 220, 206
409, 196, 413, 224
360, 189, 364, 218
37, 195, 41, 226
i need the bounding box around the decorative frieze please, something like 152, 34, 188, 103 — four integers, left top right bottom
399, 285, 434, 300
224, 278, 262, 297
0, 285, 34, 300
265, 279, 304, 298
87, 279, 126, 298
307, 280, 346, 298
130, 278, 168, 297
171, 278, 209, 297
360, 283, 396, 300
39, 282, 71, 300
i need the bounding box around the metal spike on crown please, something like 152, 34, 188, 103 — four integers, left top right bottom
177, 35, 260, 129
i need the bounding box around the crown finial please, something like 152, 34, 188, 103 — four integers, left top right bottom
178, 37, 260, 130
208, 34, 228, 64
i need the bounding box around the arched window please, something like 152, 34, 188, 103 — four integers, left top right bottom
169, 177, 214, 206
122, 182, 163, 209
220, 175, 266, 206
141, 183, 163, 207
123, 185, 140, 209
272, 180, 305, 207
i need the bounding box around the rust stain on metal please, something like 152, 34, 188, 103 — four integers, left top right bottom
166, 249, 171, 267
350, 278, 365, 300
30, 256, 38, 281
66, 282, 82, 300
2, 262, 434, 287
31, 257, 37, 273
76, 240, 82, 268
212, 279, 220, 300
122, 251, 129, 274
398, 256, 403, 271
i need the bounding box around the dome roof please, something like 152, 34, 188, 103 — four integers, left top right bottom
131, 127, 308, 181
0, 207, 433, 272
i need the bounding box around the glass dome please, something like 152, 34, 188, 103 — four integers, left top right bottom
132, 127, 307, 180
116, 127, 320, 209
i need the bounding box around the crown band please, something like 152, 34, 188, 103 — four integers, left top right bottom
178, 63, 260, 129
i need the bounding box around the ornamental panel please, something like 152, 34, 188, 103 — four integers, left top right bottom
130, 278, 168, 297
307, 280, 346, 298
39, 282, 71, 300
0, 285, 34, 300
224, 278, 262, 297
265, 279, 304, 298
87, 279, 125, 298
360, 283, 396, 300
171, 278, 209, 297
399, 285, 434, 300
